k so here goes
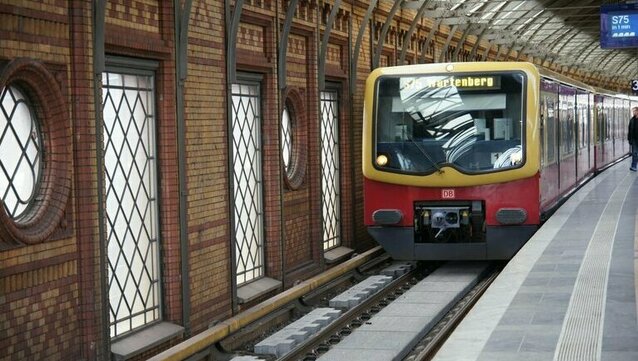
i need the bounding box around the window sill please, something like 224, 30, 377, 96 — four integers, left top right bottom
111, 322, 184, 361
324, 246, 354, 264
237, 277, 282, 304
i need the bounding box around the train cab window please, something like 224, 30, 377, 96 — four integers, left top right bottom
374, 72, 525, 174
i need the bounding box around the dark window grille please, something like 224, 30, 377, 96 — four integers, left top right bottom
0, 85, 42, 220
231, 82, 264, 285
102, 71, 161, 338
320, 91, 341, 250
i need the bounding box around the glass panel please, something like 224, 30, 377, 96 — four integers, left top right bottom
577, 92, 589, 150
0, 86, 42, 220
281, 106, 292, 172
559, 85, 576, 157
320, 91, 340, 251
374, 73, 525, 173
231, 82, 264, 286
103, 71, 161, 338
540, 79, 558, 165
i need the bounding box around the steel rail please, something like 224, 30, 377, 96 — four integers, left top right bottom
278, 265, 421, 361
411, 268, 500, 361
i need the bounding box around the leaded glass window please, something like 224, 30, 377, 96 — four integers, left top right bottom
231, 81, 264, 285
281, 106, 292, 172
102, 69, 161, 338
0, 85, 42, 220
320, 90, 341, 250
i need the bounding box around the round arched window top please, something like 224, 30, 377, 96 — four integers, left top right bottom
0, 85, 43, 220
0, 58, 71, 249
281, 88, 307, 190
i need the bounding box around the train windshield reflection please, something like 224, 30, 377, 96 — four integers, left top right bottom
374, 72, 525, 173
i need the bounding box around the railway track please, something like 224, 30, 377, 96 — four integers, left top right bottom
151, 248, 501, 361
278, 265, 424, 361
227, 262, 500, 361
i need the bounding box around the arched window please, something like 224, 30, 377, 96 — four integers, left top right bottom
281, 88, 307, 190
0, 85, 42, 220
0, 59, 71, 249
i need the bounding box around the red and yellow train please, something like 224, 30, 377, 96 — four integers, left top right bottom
363, 62, 634, 260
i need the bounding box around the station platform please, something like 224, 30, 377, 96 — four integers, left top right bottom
433, 158, 638, 361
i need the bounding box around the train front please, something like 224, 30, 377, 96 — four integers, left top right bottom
363, 62, 541, 260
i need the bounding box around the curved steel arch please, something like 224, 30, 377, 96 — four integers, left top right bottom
373, 0, 405, 69
319, 0, 343, 90
420, 18, 442, 63
226, 0, 245, 84
398, 0, 432, 65
350, 0, 378, 98
469, 25, 488, 59
439, 24, 459, 62
452, 23, 473, 61
278, 0, 301, 90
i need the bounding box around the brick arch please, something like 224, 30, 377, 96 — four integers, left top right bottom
0, 58, 71, 248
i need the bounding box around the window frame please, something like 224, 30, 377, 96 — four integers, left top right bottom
102, 56, 163, 340
230, 73, 266, 287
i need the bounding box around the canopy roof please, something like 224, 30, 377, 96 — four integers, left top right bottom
399, 0, 638, 84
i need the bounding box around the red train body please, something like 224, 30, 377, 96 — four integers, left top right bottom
363, 62, 633, 260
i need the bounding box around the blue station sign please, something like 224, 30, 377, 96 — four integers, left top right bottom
600, 3, 638, 48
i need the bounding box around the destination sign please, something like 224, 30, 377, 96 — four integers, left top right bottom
401, 76, 501, 92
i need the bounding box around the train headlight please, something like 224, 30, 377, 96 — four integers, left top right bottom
376, 154, 389, 167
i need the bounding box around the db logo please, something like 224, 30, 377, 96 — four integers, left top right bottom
442, 189, 455, 199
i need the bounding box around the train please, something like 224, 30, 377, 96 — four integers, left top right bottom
363, 62, 635, 260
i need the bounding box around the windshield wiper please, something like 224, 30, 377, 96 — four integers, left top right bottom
407, 137, 444, 174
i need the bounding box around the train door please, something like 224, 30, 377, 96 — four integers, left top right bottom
558, 84, 576, 195
576, 89, 592, 181
603, 95, 614, 167
589, 93, 595, 171
594, 94, 605, 169
539, 78, 559, 209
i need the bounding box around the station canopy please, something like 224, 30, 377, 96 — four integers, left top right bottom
401, 0, 638, 81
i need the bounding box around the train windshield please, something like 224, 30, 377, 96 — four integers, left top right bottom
374, 72, 525, 174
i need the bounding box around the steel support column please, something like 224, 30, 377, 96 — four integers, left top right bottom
174, 0, 193, 337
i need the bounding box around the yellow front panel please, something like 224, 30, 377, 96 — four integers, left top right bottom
362, 62, 541, 187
